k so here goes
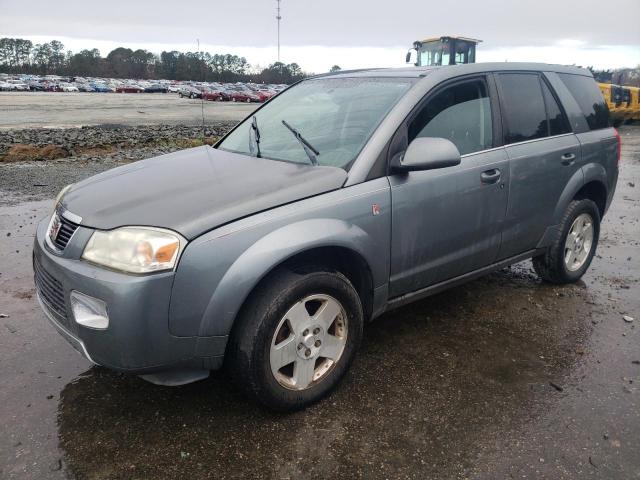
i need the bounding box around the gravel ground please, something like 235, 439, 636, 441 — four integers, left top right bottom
0, 92, 256, 129
0, 123, 235, 201
0, 125, 638, 479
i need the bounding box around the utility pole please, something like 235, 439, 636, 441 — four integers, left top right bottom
276, 0, 282, 63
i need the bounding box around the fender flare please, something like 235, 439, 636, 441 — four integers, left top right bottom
551, 167, 585, 226
198, 218, 378, 337
550, 162, 609, 226
581, 162, 609, 215
581, 162, 608, 189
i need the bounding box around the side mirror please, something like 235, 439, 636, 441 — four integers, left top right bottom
405, 50, 413, 64
392, 137, 461, 173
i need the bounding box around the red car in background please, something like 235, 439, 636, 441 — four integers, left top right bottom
116, 85, 144, 93
257, 89, 277, 101
223, 87, 260, 103
202, 90, 223, 101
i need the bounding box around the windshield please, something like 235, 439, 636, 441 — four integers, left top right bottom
217, 77, 415, 169
418, 41, 450, 66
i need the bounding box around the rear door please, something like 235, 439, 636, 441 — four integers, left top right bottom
388, 75, 510, 297
495, 72, 580, 260
554, 72, 619, 205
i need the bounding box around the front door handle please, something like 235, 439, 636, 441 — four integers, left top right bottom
481, 168, 501, 184
561, 153, 576, 166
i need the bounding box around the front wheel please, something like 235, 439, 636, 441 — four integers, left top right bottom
226, 268, 363, 411
533, 199, 600, 284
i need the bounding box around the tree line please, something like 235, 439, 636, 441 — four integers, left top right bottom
0, 37, 316, 84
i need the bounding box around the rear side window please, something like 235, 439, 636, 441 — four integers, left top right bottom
409, 79, 493, 156
558, 73, 610, 130
541, 80, 571, 136
497, 73, 549, 144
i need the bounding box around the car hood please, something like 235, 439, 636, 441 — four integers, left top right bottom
61, 146, 347, 239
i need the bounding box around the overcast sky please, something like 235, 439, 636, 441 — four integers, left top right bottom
2, 0, 639, 72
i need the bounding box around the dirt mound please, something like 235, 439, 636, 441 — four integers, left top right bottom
2, 143, 70, 162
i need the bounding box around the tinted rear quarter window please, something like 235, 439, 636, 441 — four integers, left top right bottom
497, 73, 548, 144
541, 80, 571, 136
558, 73, 610, 130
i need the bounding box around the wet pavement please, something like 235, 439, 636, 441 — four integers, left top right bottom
0, 126, 638, 479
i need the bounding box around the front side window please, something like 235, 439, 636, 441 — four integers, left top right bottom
497, 73, 548, 144
409, 79, 493, 156
217, 77, 415, 169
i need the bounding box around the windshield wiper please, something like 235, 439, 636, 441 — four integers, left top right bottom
281, 120, 319, 166
249, 115, 261, 158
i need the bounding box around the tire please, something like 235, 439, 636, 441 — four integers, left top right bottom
532, 199, 600, 284
226, 268, 364, 411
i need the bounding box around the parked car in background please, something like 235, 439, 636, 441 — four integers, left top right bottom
116, 85, 145, 93
0, 81, 12, 91
202, 89, 223, 101
257, 88, 277, 100
214, 88, 233, 101
167, 84, 181, 93
178, 86, 202, 99
226, 87, 261, 103
144, 84, 168, 93
58, 83, 79, 92
7, 80, 30, 91
29, 82, 47, 91
91, 83, 113, 93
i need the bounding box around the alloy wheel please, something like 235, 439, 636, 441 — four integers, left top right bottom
564, 213, 594, 271
269, 294, 348, 390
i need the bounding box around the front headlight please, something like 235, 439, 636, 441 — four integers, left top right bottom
55, 184, 73, 208
82, 227, 186, 274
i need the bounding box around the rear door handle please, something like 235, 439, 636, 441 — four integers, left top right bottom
561, 153, 576, 165
481, 168, 501, 184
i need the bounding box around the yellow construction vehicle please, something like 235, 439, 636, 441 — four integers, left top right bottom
599, 83, 640, 124
405, 36, 482, 67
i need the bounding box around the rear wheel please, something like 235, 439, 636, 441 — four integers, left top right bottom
533, 199, 600, 284
226, 268, 363, 411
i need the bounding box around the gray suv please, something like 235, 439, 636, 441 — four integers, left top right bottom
34, 63, 619, 410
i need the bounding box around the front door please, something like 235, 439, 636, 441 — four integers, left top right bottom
389, 76, 509, 297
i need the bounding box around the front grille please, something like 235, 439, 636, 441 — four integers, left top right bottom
34, 256, 67, 323
52, 215, 79, 250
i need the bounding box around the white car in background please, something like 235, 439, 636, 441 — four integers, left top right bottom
7, 80, 30, 91
59, 83, 79, 92
0, 81, 13, 91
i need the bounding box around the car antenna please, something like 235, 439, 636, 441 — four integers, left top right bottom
198, 38, 206, 143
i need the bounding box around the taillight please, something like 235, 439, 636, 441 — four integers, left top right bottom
614, 128, 621, 166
